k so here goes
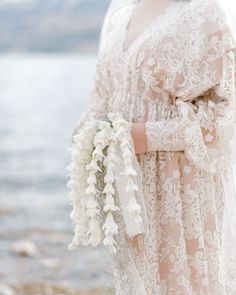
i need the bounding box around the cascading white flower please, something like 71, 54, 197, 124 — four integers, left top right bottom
67, 117, 98, 250
109, 114, 143, 226
102, 124, 121, 253
67, 112, 146, 254
84, 123, 110, 247
102, 211, 119, 253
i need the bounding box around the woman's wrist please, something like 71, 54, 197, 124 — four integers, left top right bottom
131, 122, 148, 154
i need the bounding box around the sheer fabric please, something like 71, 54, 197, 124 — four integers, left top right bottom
73, 0, 236, 294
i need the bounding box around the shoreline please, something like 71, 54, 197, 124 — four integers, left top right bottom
1, 283, 112, 295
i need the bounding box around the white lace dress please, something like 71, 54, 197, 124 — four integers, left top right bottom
73, 0, 236, 294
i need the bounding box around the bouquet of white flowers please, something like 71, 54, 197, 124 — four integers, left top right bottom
67, 112, 149, 254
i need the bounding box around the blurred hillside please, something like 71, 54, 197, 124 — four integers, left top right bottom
0, 0, 110, 53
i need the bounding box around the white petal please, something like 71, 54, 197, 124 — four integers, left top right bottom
126, 179, 139, 193
107, 151, 120, 163
87, 172, 97, 184
86, 208, 100, 217
87, 219, 102, 247
127, 197, 141, 214
85, 184, 96, 195
98, 121, 111, 130
120, 138, 130, 148
103, 212, 118, 234
124, 158, 132, 166
86, 160, 100, 171
103, 194, 120, 212
86, 196, 98, 210
123, 148, 133, 158
124, 166, 137, 176
103, 182, 115, 195
104, 169, 115, 183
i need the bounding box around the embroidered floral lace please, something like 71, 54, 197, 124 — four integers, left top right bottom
72, 0, 236, 294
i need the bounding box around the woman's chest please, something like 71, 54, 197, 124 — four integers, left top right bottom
97, 2, 188, 90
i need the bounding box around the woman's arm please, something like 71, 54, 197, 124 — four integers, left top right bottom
132, 48, 236, 174
131, 117, 186, 154
72, 66, 108, 138
131, 0, 236, 174
72, 3, 114, 138
131, 122, 148, 154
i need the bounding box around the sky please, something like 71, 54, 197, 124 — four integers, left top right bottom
0, 0, 34, 3
0, 0, 84, 5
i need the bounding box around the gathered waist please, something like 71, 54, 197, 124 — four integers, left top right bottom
107, 90, 182, 123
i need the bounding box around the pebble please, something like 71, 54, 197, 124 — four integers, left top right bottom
38, 258, 61, 269
0, 284, 15, 295
10, 240, 39, 257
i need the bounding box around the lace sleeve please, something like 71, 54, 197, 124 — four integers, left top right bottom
72, 5, 112, 138
144, 0, 236, 173
72, 63, 108, 137
145, 47, 236, 174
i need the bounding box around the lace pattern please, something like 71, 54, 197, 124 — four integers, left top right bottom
72, 0, 236, 294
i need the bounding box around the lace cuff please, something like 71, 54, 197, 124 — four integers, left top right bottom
145, 119, 186, 152
145, 98, 235, 174
145, 47, 236, 174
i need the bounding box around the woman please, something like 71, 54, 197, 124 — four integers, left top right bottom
73, 0, 236, 294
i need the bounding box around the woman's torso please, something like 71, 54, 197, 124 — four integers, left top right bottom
96, 0, 192, 123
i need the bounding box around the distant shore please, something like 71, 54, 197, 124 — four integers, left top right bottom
2, 283, 112, 295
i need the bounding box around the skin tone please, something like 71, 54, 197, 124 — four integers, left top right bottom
129, 0, 176, 154
131, 122, 148, 154
128, 0, 179, 252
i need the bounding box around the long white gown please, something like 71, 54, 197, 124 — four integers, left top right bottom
73, 0, 236, 294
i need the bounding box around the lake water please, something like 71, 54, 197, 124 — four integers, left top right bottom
0, 53, 95, 195
0, 54, 113, 292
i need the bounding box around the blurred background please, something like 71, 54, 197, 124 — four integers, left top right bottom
0, 0, 113, 294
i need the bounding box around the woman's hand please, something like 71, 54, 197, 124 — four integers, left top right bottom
131, 122, 148, 154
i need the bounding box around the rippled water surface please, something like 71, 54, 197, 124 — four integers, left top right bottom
0, 54, 112, 292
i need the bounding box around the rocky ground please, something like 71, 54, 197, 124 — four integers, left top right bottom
0, 191, 113, 295
0, 283, 110, 295
0, 54, 114, 295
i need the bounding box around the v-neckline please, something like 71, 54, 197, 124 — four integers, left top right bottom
122, 0, 176, 55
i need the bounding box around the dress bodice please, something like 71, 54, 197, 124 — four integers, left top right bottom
94, 0, 236, 129
74, 0, 236, 174
96, 0, 186, 122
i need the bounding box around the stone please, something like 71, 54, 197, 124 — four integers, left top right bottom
0, 284, 15, 295
11, 240, 39, 257
38, 258, 61, 269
